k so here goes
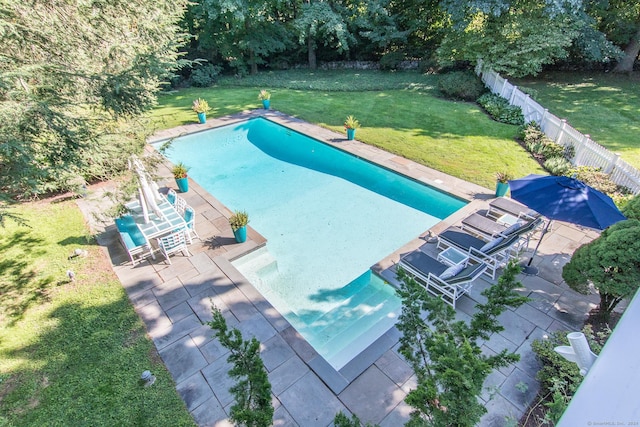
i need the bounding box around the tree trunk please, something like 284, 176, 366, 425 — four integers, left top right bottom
308, 35, 316, 70
613, 26, 640, 73
599, 292, 623, 321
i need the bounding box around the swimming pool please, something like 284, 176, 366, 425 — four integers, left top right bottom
155, 118, 466, 369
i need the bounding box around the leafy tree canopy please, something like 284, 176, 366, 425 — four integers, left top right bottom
437, 0, 621, 76
0, 0, 188, 197
563, 219, 640, 319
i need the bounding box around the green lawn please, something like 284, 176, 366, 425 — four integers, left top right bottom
150, 70, 544, 189
0, 202, 194, 426
513, 71, 640, 168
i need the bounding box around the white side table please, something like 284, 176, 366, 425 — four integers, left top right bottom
497, 213, 519, 226
437, 247, 468, 267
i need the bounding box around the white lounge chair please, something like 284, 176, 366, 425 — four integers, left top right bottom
398, 250, 488, 308
436, 227, 522, 280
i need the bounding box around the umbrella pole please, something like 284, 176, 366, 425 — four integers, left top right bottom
521, 219, 552, 275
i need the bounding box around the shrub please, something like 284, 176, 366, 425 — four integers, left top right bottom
531, 325, 609, 424
418, 57, 438, 74
477, 93, 524, 125
379, 51, 405, 71
541, 141, 565, 159
521, 122, 546, 145
544, 157, 572, 176
190, 64, 223, 87
437, 71, 486, 101
567, 166, 619, 195
622, 194, 640, 220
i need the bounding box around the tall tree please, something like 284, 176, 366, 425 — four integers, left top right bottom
562, 219, 640, 320
396, 261, 528, 426
587, 0, 640, 72
0, 0, 188, 197
192, 0, 290, 75
438, 0, 620, 77
293, 0, 354, 69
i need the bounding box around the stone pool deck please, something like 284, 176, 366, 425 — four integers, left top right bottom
78, 110, 601, 426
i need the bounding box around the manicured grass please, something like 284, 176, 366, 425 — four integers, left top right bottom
151, 70, 544, 189
0, 202, 194, 426
513, 71, 640, 168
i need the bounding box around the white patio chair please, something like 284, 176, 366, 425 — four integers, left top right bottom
174, 195, 187, 216
166, 188, 178, 205
183, 205, 200, 244
157, 229, 191, 265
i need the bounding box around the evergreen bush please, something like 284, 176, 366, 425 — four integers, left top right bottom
379, 51, 405, 71
437, 71, 486, 101
531, 326, 608, 424
477, 93, 524, 125
190, 64, 223, 87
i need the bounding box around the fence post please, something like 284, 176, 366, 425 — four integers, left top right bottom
510, 86, 518, 103
605, 152, 621, 174
522, 94, 530, 121
500, 78, 509, 97
557, 119, 568, 145
573, 134, 589, 164
540, 108, 549, 128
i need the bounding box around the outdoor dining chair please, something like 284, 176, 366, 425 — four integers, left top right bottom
157, 229, 191, 265
114, 215, 153, 266
183, 205, 200, 244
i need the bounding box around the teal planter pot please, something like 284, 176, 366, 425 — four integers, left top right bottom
262, 100, 270, 110
495, 181, 509, 197
175, 177, 189, 193
197, 112, 206, 124
346, 128, 356, 140
233, 226, 247, 243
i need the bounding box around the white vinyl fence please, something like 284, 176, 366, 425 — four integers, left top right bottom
476, 66, 640, 194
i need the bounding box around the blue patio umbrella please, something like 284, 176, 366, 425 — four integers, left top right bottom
508, 174, 626, 275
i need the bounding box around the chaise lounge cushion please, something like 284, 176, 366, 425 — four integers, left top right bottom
115, 215, 146, 249
439, 263, 465, 280
438, 226, 486, 252
480, 236, 504, 253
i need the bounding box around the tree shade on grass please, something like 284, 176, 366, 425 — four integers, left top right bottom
513, 71, 640, 168
0, 202, 194, 427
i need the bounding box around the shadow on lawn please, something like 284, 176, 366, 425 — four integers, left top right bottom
1, 297, 193, 426
0, 230, 49, 326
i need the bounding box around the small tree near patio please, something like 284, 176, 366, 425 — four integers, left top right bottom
562, 219, 640, 321
207, 305, 273, 427
396, 261, 528, 427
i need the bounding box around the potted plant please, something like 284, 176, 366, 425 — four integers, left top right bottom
229, 210, 249, 243
495, 171, 512, 197
172, 162, 190, 193
258, 90, 271, 109
192, 98, 211, 124
344, 115, 360, 140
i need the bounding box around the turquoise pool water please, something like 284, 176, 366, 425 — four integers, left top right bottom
155, 118, 466, 369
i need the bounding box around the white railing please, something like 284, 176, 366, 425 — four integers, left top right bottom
476, 66, 640, 194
